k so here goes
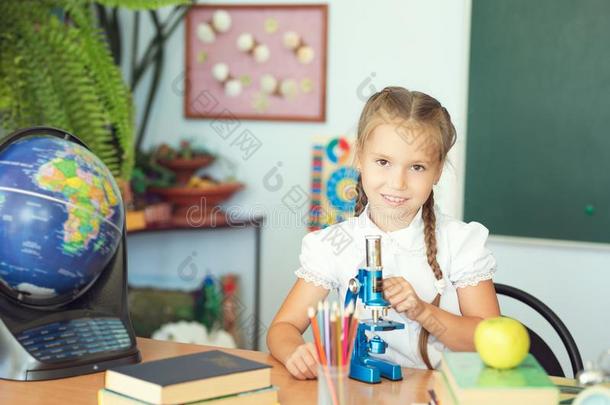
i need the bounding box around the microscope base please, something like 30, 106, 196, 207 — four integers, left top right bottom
349, 357, 403, 383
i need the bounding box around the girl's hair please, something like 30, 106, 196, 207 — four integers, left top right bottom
353, 86, 456, 369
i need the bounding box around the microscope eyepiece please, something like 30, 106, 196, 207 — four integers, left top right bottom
365, 235, 382, 268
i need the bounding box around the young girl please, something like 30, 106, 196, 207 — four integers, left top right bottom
267, 87, 500, 380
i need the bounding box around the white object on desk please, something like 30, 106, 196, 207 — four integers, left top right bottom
574, 385, 610, 405
152, 321, 236, 348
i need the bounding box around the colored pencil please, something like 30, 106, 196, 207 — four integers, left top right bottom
333, 303, 342, 367
308, 307, 327, 365
345, 307, 360, 365
335, 304, 345, 405
342, 302, 352, 365
317, 301, 325, 357
323, 301, 330, 366
347, 300, 355, 330
329, 311, 337, 366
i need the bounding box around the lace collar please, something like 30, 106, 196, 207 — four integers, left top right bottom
352, 204, 426, 254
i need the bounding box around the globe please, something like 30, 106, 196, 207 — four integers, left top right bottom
0, 133, 124, 306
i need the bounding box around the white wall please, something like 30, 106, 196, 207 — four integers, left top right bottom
122, 0, 609, 377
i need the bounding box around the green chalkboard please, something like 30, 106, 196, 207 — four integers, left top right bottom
464, 0, 610, 244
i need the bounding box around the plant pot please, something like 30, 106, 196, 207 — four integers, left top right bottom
148, 182, 245, 226
157, 156, 215, 185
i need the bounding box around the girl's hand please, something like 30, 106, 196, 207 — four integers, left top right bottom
284, 342, 319, 380
383, 276, 426, 320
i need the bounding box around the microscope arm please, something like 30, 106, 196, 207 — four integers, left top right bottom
344, 288, 357, 310
343, 272, 362, 310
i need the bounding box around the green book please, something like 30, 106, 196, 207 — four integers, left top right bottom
98, 386, 279, 405
439, 352, 559, 405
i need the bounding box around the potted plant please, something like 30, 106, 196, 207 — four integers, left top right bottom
0, 0, 190, 185
145, 140, 245, 226
154, 140, 215, 185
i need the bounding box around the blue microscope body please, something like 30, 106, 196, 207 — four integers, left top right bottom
344, 236, 405, 383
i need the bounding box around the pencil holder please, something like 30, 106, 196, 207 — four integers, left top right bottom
318, 364, 353, 405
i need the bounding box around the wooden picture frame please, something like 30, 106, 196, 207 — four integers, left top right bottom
185, 4, 328, 122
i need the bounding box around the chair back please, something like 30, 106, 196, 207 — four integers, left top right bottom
494, 283, 583, 377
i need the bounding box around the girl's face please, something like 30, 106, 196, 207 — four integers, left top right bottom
356, 123, 443, 232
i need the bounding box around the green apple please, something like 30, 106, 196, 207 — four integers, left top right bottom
474, 316, 530, 369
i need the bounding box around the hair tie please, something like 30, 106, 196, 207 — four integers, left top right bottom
434, 277, 447, 295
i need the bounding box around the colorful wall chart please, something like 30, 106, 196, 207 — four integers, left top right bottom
309, 136, 359, 230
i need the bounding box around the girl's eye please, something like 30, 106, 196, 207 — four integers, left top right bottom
412, 164, 426, 172
376, 159, 390, 167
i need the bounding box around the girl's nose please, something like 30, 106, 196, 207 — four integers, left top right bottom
389, 170, 407, 190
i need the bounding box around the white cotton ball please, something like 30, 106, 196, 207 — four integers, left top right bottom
279, 79, 297, 98
206, 330, 237, 348
236, 33, 254, 52
212, 10, 231, 33
151, 328, 169, 341
283, 31, 300, 49
297, 45, 315, 64
197, 23, 215, 43
212, 63, 229, 82
253, 44, 270, 63
260, 74, 278, 94
152, 321, 237, 348
151, 321, 205, 344
225, 79, 242, 97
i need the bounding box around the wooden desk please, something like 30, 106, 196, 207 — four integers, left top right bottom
0, 337, 437, 404
0, 337, 578, 405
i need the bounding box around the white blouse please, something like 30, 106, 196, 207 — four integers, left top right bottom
294, 204, 497, 369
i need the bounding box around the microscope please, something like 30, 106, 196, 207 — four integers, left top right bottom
344, 235, 404, 383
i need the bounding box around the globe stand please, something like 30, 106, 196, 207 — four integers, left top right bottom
0, 127, 140, 380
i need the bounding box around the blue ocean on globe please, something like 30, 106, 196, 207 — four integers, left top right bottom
0, 135, 124, 305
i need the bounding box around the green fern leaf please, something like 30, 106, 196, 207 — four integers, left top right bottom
95, 0, 189, 10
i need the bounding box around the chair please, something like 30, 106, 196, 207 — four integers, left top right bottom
494, 283, 584, 377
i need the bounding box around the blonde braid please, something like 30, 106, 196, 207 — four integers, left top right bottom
418, 190, 443, 369
354, 175, 368, 216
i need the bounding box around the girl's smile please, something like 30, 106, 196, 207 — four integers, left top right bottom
381, 194, 409, 206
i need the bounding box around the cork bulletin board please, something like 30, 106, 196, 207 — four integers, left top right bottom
185, 4, 328, 121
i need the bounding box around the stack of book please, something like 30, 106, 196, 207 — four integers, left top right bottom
434, 352, 559, 405
98, 350, 279, 405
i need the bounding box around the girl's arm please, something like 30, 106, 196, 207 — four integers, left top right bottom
415, 280, 500, 351
383, 278, 500, 351
266, 278, 330, 379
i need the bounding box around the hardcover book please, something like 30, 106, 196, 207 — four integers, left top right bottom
105, 350, 271, 405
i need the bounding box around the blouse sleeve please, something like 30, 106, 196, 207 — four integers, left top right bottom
294, 231, 340, 290
447, 221, 497, 288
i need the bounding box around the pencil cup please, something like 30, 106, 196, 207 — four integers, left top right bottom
317, 364, 352, 405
